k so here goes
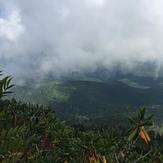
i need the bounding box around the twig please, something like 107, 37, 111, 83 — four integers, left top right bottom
135, 149, 152, 163
114, 153, 119, 163
133, 136, 139, 145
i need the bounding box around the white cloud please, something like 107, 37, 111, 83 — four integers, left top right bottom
0, 0, 163, 81
0, 9, 24, 41
86, 0, 106, 7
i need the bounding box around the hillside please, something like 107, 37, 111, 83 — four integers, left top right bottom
11, 75, 163, 128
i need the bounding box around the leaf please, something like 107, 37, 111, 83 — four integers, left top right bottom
0, 73, 13, 98
139, 107, 146, 120
128, 117, 136, 125
102, 155, 107, 163
128, 127, 138, 141
139, 127, 151, 144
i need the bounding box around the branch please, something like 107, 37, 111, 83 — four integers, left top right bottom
135, 149, 152, 163
114, 153, 120, 163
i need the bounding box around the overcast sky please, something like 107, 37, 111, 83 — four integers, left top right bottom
1, 0, 163, 82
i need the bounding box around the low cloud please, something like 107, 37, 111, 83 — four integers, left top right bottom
1, 0, 163, 83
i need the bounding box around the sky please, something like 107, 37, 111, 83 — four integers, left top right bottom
1, 0, 163, 83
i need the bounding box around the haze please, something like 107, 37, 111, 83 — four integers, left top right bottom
1, 0, 163, 83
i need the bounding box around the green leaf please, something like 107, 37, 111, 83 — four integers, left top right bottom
139, 107, 146, 120
128, 127, 138, 141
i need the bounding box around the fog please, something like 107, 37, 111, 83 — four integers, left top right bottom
1, 0, 163, 83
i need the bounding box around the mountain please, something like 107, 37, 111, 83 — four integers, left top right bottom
10, 74, 163, 128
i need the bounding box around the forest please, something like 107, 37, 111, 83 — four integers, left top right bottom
0, 72, 163, 163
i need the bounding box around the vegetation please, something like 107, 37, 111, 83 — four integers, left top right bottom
1, 72, 163, 162
12, 78, 163, 129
